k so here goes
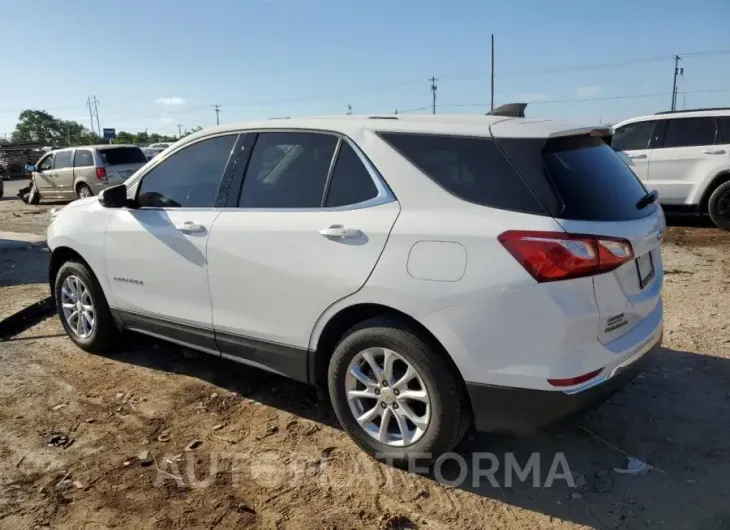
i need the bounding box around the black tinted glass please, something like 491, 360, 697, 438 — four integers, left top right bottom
612, 121, 656, 151
38, 155, 53, 171
101, 147, 148, 165
239, 132, 337, 208
716, 116, 730, 144
379, 132, 544, 214
54, 151, 72, 169
325, 143, 378, 207
73, 150, 94, 167
542, 136, 654, 221
662, 117, 717, 148
137, 135, 236, 208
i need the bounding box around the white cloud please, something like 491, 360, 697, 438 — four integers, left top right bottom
512, 93, 549, 103
159, 115, 174, 123
575, 86, 603, 98
155, 97, 186, 106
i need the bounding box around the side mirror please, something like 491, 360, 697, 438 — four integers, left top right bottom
26, 164, 37, 173
99, 184, 132, 208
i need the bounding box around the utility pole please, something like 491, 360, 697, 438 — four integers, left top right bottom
346, 104, 352, 115
177, 124, 183, 136
490, 34, 495, 111
91, 96, 101, 137
670, 55, 683, 111
66, 123, 71, 146
86, 97, 96, 135
212, 104, 221, 125
429, 77, 438, 114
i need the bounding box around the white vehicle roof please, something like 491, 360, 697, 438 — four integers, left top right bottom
180, 114, 604, 146
614, 108, 730, 128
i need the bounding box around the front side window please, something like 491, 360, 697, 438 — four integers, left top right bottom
238, 132, 337, 208
612, 121, 656, 151
38, 154, 53, 171
53, 151, 73, 169
661, 117, 718, 148
74, 149, 94, 167
324, 142, 379, 207
137, 134, 237, 208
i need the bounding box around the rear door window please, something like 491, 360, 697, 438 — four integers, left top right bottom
716, 116, 730, 144
661, 117, 718, 148
612, 121, 657, 151
324, 142, 379, 207
53, 151, 72, 169
73, 149, 94, 167
541, 136, 655, 221
378, 132, 545, 214
100, 147, 148, 165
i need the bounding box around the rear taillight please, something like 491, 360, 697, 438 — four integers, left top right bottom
498, 230, 634, 282
96, 167, 107, 181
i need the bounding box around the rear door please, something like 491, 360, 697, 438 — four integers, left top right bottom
52, 150, 75, 198
98, 146, 148, 185
647, 116, 729, 205
537, 135, 665, 345
611, 120, 657, 183
207, 131, 399, 379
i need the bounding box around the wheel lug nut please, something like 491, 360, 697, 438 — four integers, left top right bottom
375, 389, 380, 395
380, 402, 387, 409
382, 381, 388, 387
393, 403, 399, 409
393, 389, 399, 396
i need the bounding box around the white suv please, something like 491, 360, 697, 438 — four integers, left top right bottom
47, 111, 665, 462
612, 108, 730, 229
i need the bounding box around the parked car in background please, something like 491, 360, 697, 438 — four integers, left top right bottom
612, 108, 730, 229
148, 142, 173, 150
142, 147, 165, 161
47, 110, 664, 462
0, 177, 4, 199
26, 145, 147, 203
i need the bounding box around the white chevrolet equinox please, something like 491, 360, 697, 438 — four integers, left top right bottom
47, 108, 665, 462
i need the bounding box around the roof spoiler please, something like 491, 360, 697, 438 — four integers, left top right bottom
486, 103, 527, 118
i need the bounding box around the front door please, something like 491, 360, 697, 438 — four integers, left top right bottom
104, 133, 240, 352
207, 131, 399, 381
612, 119, 658, 184
647, 117, 729, 205
52, 150, 75, 199
33, 152, 55, 195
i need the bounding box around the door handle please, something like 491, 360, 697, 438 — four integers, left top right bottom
319, 225, 363, 238
627, 154, 647, 159
703, 149, 726, 155
175, 221, 206, 234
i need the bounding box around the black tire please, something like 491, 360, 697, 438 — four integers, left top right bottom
28, 179, 40, 205
54, 260, 118, 352
708, 180, 730, 231
328, 316, 470, 466
76, 183, 93, 199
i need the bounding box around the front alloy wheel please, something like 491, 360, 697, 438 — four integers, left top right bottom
60, 275, 95, 338
346, 347, 431, 447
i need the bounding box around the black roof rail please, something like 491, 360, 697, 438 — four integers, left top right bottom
486, 103, 527, 118
368, 116, 399, 120
655, 107, 730, 115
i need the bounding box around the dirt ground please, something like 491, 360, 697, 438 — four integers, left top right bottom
1, 194, 729, 529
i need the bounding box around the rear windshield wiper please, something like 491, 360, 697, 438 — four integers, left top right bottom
636, 189, 658, 210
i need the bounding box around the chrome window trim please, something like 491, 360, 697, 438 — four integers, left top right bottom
125, 127, 396, 212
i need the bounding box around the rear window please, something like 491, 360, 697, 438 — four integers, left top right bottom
541, 136, 655, 221
100, 147, 147, 166
378, 132, 546, 215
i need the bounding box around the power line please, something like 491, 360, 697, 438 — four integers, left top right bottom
86, 96, 100, 135
177, 124, 183, 136
212, 104, 221, 125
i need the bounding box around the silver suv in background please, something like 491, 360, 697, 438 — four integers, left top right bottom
27, 145, 147, 202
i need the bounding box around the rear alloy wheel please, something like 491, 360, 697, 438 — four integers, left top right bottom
328, 316, 470, 465
76, 183, 92, 199
708, 181, 730, 231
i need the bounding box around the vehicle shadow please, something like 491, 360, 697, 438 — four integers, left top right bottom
99, 335, 730, 529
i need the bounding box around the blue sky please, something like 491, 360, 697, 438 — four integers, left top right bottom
2, 0, 729, 137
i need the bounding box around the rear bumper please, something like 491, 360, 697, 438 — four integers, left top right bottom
467, 335, 661, 434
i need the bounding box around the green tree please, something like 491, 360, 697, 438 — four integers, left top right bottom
10, 110, 96, 146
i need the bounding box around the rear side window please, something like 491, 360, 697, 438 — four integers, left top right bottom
541, 136, 655, 221
661, 117, 718, 148
612, 121, 656, 151
100, 147, 148, 165
378, 132, 545, 214
325, 143, 378, 207
53, 151, 72, 169
715, 116, 730, 144
73, 149, 94, 167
